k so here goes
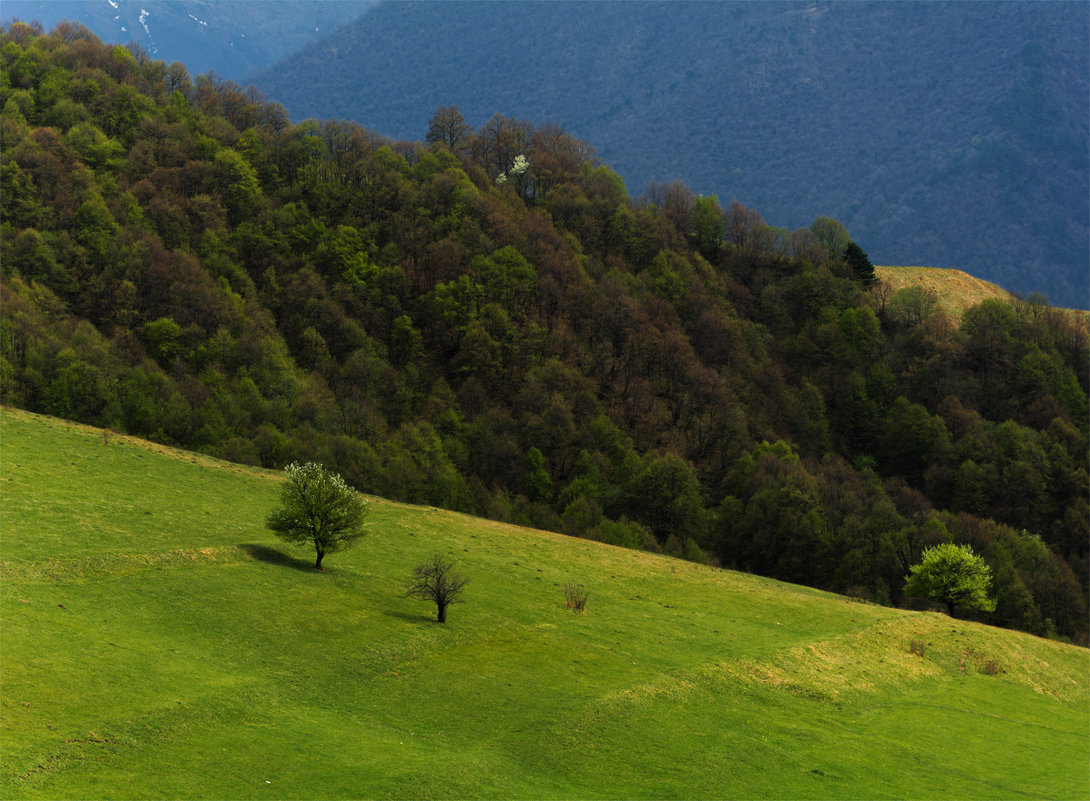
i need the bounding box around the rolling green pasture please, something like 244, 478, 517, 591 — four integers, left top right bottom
2, 408, 1087, 799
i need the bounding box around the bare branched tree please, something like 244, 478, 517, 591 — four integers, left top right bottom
407, 554, 468, 623
425, 104, 471, 151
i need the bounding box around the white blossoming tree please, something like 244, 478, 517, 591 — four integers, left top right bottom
265, 462, 369, 570
495, 153, 529, 186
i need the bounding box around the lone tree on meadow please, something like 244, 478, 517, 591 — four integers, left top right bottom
265, 462, 368, 570
903, 543, 996, 615
407, 554, 468, 623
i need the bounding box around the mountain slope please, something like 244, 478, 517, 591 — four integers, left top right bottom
0, 0, 370, 79
2, 407, 1088, 799
252, 0, 1089, 308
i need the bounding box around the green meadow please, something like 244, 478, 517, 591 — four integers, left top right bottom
2, 407, 1087, 799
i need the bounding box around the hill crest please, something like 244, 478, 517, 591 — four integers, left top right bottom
876, 265, 1090, 325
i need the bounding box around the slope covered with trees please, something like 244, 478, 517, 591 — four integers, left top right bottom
250, 0, 1090, 309
1, 22, 1087, 641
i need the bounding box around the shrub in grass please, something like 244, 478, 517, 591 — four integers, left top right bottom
982, 659, 1001, 675
909, 640, 927, 657
565, 582, 588, 612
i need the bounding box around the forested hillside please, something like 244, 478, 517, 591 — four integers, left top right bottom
252, 0, 1090, 309
2, 23, 1087, 642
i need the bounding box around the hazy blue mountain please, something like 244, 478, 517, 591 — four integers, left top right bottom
250, 0, 1088, 308
0, 0, 371, 80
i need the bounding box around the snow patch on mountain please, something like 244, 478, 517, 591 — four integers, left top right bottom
137, 8, 157, 54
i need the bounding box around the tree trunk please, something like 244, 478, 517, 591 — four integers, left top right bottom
315, 547, 324, 570
437, 602, 447, 623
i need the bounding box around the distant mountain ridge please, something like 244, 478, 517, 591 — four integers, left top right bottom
5, 2, 1085, 306
0, 0, 371, 78
250, 0, 1089, 309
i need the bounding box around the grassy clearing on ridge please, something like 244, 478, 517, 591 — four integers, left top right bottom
876, 265, 1090, 325
1, 407, 1087, 799
876, 265, 1015, 325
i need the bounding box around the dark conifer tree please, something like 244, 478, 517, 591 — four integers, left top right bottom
844, 241, 876, 286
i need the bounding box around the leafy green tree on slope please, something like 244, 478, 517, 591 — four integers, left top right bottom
266, 462, 369, 570
904, 543, 996, 615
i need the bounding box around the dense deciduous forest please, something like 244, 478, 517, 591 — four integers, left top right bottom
2, 23, 1087, 642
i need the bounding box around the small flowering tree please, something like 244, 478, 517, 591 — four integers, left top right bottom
495, 154, 529, 187
265, 462, 369, 570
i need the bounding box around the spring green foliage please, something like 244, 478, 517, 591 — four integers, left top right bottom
265, 462, 368, 569
904, 543, 997, 614
1, 23, 1087, 642
810, 215, 852, 264
2, 408, 1088, 799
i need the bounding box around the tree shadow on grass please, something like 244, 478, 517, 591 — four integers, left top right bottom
383, 608, 438, 624
239, 543, 316, 573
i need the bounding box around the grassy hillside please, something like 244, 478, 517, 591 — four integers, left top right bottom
876, 265, 1016, 325
876, 265, 1090, 326
2, 407, 1088, 800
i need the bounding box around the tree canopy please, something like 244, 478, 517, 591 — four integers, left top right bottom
844, 241, 876, 286
904, 543, 997, 615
